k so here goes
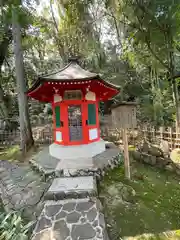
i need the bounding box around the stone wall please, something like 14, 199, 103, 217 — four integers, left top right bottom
132, 150, 180, 176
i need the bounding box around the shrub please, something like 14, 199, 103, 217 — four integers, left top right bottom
0, 211, 34, 240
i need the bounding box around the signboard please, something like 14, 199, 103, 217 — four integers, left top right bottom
112, 102, 137, 129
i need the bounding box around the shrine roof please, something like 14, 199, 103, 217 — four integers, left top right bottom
26, 59, 120, 102
111, 101, 137, 109
39, 61, 98, 81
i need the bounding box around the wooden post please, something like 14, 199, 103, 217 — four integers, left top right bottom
169, 127, 173, 150
160, 127, 163, 141
143, 125, 147, 141
152, 126, 155, 142
123, 127, 130, 180
175, 129, 177, 149
132, 128, 135, 147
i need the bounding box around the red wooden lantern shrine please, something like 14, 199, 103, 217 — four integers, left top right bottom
27, 58, 120, 163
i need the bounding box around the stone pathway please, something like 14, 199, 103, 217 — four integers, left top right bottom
31, 175, 110, 239
30, 146, 123, 239
0, 160, 51, 219
0, 142, 123, 239
31, 199, 108, 240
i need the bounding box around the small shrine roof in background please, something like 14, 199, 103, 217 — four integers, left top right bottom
111, 101, 137, 109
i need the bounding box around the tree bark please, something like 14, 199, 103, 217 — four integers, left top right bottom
166, 27, 180, 130
12, 6, 34, 155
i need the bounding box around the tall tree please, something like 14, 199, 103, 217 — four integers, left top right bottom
104, 0, 180, 127
12, 5, 34, 154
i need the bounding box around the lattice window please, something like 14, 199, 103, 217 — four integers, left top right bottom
88, 103, 96, 125
55, 106, 61, 127
68, 105, 82, 141
64, 90, 82, 100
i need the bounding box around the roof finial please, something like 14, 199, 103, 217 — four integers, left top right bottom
68, 56, 80, 64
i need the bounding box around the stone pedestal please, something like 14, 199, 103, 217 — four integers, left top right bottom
49, 139, 106, 169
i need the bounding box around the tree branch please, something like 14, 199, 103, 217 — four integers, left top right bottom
49, 0, 65, 60
135, 0, 165, 32
135, 12, 169, 70
145, 39, 169, 70
108, 9, 123, 49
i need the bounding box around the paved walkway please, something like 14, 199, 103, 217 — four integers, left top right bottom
0, 143, 123, 239
32, 199, 108, 240
0, 160, 51, 219
31, 173, 110, 239
30, 144, 122, 240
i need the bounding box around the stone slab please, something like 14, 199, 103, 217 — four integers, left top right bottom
56, 157, 93, 170
45, 176, 97, 200
93, 148, 121, 169
31, 199, 109, 240
49, 139, 105, 160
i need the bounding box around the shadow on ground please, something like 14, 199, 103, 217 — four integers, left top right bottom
99, 160, 180, 240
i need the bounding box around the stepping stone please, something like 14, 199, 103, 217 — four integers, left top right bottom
45, 176, 97, 200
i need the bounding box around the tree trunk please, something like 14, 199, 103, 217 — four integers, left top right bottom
12, 6, 34, 155
167, 28, 180, 130
172, 80, 180, 130
150, 68, 156, 123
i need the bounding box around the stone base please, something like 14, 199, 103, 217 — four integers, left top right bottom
45, 176, 97, 200
49, 139, 106, 161
30, 145, 122, 177
56, 157, 93, 170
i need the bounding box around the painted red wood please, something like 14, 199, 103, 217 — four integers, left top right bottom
51, 95, 100, 146
27, 80, 119, 102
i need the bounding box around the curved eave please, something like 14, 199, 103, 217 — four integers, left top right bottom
98, 77, 120, 92
39, 73, 120, 92
27, 76, 120, 94
39, 75, 121, 93
26, 78, 42, 95
39, 74, 99, 82
27, 60, 120, 96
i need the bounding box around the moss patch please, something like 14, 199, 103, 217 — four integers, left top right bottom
0, 145, 41, 162
0, 145, 21, 161
99, 161, 180, 240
